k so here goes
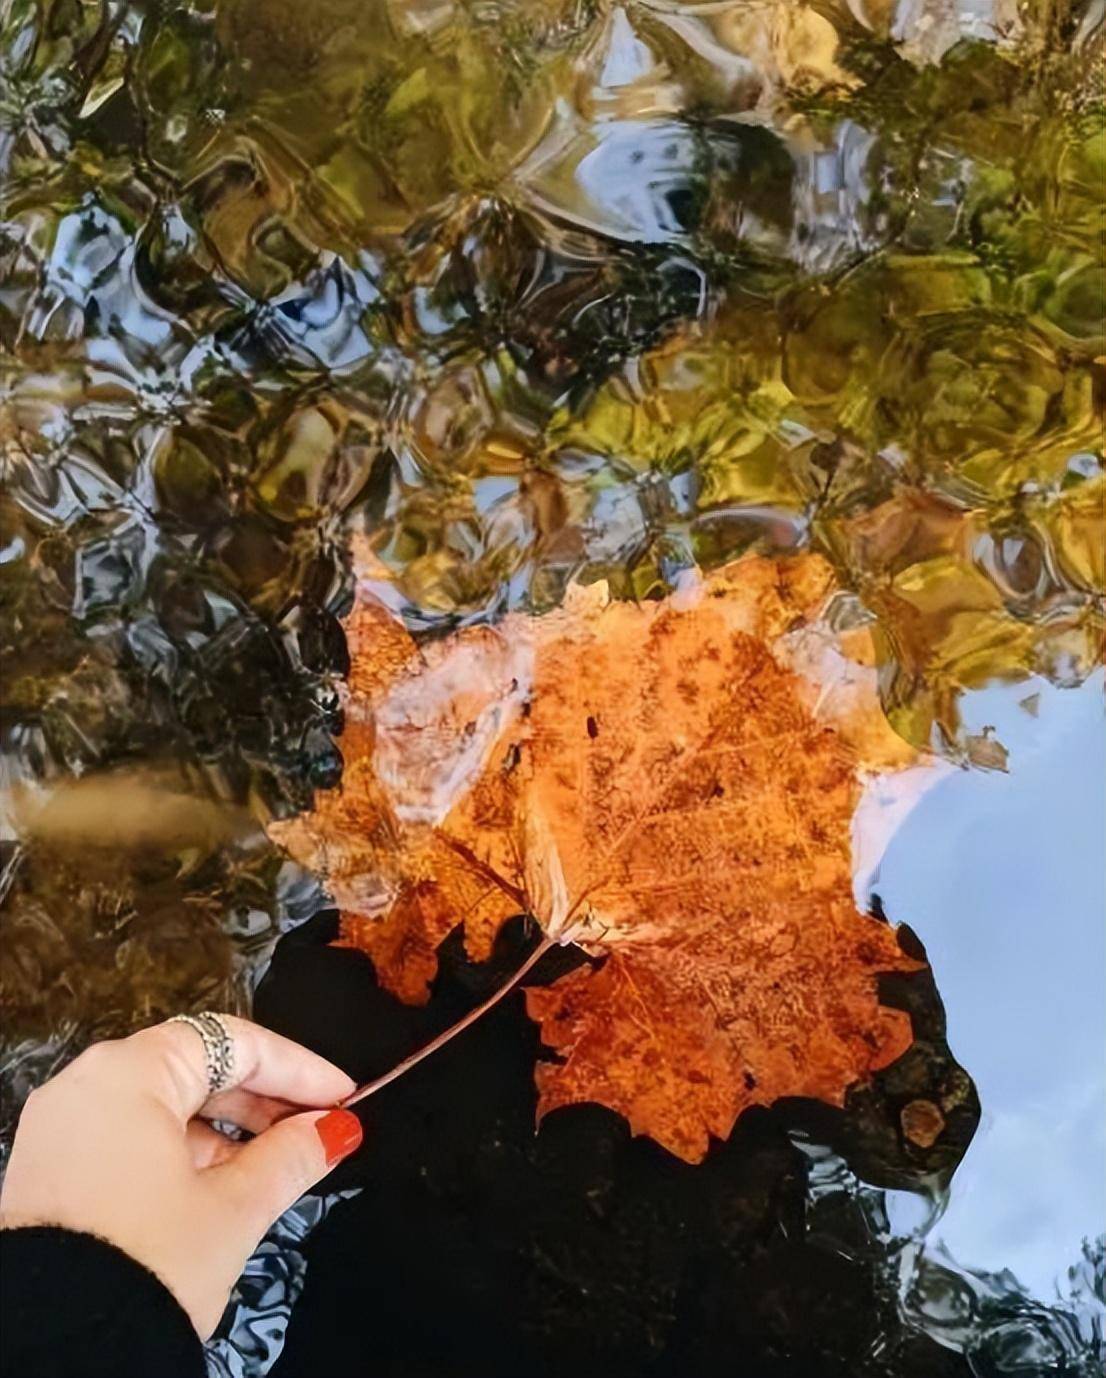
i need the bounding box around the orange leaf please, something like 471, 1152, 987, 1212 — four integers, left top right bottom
271, 548, 923, 1162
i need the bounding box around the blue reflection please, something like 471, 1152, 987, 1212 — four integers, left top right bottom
878, 671, 1105, 1299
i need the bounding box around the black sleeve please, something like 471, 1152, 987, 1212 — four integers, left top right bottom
0, 1225, 206, 1378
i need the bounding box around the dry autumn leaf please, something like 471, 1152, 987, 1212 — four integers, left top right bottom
271, 544, 924, 1162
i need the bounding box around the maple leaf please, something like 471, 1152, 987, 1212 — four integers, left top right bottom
271, 544, 924, 1162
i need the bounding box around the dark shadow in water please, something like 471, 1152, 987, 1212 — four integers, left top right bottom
252, 909, 974, 1378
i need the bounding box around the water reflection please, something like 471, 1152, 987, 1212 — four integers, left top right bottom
2, 0, 1104, 1371
878, 672, 1105, 1301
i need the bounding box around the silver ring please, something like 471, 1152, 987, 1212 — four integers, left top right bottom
167, 1011, 236, 1096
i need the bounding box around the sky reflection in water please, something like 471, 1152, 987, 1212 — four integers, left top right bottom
3, 0, 1103, 1369
879, 671, 1105, 1299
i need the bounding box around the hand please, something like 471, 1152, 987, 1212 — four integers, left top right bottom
0, 1015, 364, 1338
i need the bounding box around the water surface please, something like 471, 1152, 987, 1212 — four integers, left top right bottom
1, 0, 1103, 1373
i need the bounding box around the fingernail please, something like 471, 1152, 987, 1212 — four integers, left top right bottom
315, 1109, 363, 1166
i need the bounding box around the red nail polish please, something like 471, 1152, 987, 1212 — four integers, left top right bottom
315, 1109, 363, 1166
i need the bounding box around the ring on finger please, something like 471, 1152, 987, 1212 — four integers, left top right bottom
167, 1011, 236, 1096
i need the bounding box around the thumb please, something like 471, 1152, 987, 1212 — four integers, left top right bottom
218, 1107, 364, 1234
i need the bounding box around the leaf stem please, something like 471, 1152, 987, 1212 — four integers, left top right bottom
340, 933, 557, 1109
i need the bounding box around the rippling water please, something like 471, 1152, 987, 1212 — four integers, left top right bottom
1, 0, 1102, 1374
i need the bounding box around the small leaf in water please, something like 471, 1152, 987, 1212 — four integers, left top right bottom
965, 727, 1009, 773
901, 1098, 947, 1149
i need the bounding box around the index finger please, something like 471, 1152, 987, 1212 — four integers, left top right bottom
126, 1015, 356, 1123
